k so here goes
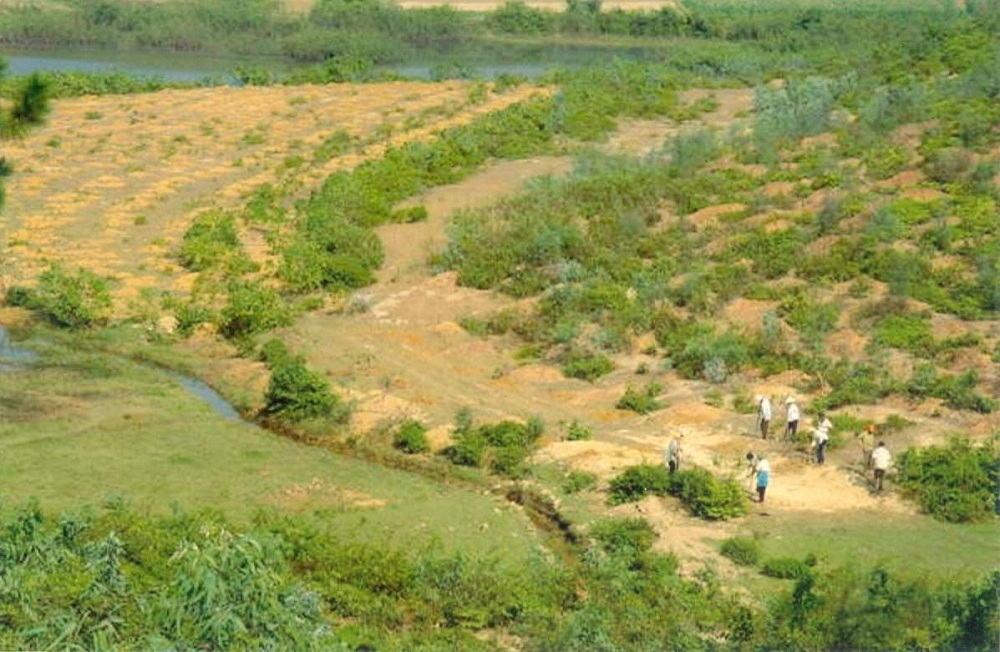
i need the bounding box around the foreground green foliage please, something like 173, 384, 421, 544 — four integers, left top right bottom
0, 500, 992, 651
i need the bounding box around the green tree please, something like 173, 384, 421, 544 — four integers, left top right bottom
0, 70, 50, 209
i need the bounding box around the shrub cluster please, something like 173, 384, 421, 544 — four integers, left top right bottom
719, 536, 760, 567
896, 436, 999, 522
263, 351, 349, 424
442, 415, 544, 479
6, 265, 113, 330
393, 419, 430, 454
607, 464, 748, 520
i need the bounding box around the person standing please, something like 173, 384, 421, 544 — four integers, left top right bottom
665, 434, 682, 474
857, 424, 876, 469
754, 455, 771, 503
784, 397, 800, 441
757, 395, 773, 439
813, 412, 832, 465
871, 441, 892, 491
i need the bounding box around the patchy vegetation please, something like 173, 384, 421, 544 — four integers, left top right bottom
0, 0, 998, 649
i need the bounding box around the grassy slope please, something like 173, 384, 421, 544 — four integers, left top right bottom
0, 334, 544, 563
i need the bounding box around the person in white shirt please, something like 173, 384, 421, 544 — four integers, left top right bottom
813, 412, 833, 465
756, 395, 773, 439
665, 434, 682, 474
784, 397, 800, 441
871, 441, 892, 491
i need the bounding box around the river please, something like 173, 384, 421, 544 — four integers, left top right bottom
2, 42, 660, 83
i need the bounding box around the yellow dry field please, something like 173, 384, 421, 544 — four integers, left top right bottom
0, 81, 548, 306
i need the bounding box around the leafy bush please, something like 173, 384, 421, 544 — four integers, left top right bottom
218, 281, 293, 340
263, 356, 345, 423
761, 556, 814, 580
162, 294, 216, 337
565, 420, 593, 441
562, 351, 614, 381
278, 222, 382, 293
442, 430, 486, 468
589, 517, 657, 556
904, 365, 996, 413
874, 312, 934, 355
393, 420, 430, 454
608, 465, 747, 520
720, 536, 761, 567
607, 464, 672, 505
441, 417, 542, 477
178, 209, 242, 272
486, 1, 555, 34
896, 437, 999, 522
672, 468, 748, 520
616, 382, 662, 414
563, 470, 598, 494
7, 265, 113, 329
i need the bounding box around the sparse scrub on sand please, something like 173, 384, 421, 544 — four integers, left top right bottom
616, 381, 663, 414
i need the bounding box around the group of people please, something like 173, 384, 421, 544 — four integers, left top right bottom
662, 397, 895, 506
756, 394, 833, 465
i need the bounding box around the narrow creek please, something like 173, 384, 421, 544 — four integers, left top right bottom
0, 324, 250, 424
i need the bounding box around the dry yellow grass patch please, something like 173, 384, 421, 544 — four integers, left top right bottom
0, 81, 548, 314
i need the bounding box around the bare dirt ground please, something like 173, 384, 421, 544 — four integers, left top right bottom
2, 82, 995, 570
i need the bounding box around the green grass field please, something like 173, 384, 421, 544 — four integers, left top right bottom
748, 509, 1000, 582
0, 337, 544, 563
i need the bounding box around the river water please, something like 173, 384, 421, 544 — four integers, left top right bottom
3, 48, 245, 84
2, 43, 648, 83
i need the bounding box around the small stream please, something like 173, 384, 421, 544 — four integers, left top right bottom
0, 325, 250, 424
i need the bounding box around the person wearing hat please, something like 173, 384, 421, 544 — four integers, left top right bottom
784, 396, 800, 441
665, 433, 683, 474
857, 424, 876, 469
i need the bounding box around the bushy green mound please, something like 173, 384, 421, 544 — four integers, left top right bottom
608, 464, 748, 520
